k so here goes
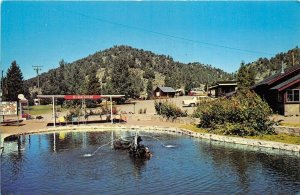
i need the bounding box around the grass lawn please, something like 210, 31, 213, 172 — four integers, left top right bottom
180, 124, 209, 134
181, 124, 300, 145
251, 134, 300, 145
280, 122, 300, 128
27, 105, 53, 115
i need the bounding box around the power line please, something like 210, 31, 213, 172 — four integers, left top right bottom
68, 10, 275, 56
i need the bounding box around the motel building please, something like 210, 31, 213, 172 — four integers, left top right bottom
252, 65, 300, 116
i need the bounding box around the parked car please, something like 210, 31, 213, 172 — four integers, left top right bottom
182, 96, 210, 107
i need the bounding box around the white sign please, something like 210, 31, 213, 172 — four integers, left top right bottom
0, 101, 18, 115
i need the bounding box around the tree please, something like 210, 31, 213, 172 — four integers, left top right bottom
87, 64, 101, 95
3, 61, 25, 101
58, 59, 67, 94
110, 57, 143, 98
110, 57, 130, 95
237, 61, 255, 91
146, 79, 153, 99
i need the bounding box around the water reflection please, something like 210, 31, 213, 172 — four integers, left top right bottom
1, 131, 300, 194
198, 139, 300, 193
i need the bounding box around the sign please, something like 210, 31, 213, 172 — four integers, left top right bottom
0, 101, 18, 115
64, 95, 102, 100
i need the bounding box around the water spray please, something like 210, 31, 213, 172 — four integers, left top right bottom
139, 135, 176, 148
83, 139, 117, 157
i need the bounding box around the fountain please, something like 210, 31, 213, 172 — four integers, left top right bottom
83, 131, 160, 159
113, 132, 152, 159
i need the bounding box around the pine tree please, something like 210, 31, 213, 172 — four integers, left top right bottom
237, 61, 255, 91
3, 61, 25, 101
110, 57, 130, 96
58, 59, 67, 94
146, 79, 153, 99
87, 64, 101, 95
110, 57, 143, 98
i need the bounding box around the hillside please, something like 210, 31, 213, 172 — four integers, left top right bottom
244, 47, 300, 82
26, 45, 233, 98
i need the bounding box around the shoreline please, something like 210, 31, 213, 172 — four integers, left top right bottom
1, 123, 300, 154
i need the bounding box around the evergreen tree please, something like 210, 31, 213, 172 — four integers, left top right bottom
58, 59, 67, 94
87, 64, 101, 95
3, 61, 25, 101
110, 57, 143, 98
146, 79, 153, 99
237, 61, 255, 91
64, 64, 84, 94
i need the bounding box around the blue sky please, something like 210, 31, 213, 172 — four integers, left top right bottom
1, 1, 300, 79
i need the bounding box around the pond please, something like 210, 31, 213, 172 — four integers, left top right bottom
1, 130, 300, 194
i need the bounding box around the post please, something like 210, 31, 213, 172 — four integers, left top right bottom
17, 101, 20, 126
53, 133, 56, 152
19, 101, 22, 118
111, 130, 114, 148
52, 96, 56, 127
110, 96, 113, 124
27, 101, 30, 120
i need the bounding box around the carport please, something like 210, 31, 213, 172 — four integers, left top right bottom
37, 94, 125, 127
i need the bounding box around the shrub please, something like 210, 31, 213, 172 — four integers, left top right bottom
138, 108, 143, 114
100, 105, 118, 115
193, 90, 275, 136
65, 107, 81, 121
154, 100, 187, 121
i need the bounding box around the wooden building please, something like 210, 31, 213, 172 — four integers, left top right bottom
208, 81, 237, 98
252, 65, 300, 116
153, 87, 176, 98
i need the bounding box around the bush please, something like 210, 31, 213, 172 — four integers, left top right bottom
193, 90, 275, 136
65, 107, 81, 121
138, 108, 143, 114
100, 105, 118, 115
154, 100, 187, 121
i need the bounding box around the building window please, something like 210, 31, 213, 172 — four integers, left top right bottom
287, 89, 300, 102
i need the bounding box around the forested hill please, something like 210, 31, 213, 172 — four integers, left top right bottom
26, 45, 233, 98
244, 47, 300, 82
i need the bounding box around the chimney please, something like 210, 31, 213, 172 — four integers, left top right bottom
281, 60, 285, 74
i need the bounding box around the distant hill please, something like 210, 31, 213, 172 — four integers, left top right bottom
244, 47, 300, 83
26, 45, 299, 98
26, 45, 233, 98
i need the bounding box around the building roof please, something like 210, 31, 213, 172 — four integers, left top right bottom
270, 74, 300, 91
208, 80, 237, 90
217, 80, 237, 85
253, 65, 300, 88
157, 87, 175, 93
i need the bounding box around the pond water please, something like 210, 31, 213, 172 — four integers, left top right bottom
1, 130, 300, 194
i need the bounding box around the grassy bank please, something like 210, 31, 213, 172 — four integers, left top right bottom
28, 105, 53, 115
181, 124, 300, 145
280, 122, 300, 128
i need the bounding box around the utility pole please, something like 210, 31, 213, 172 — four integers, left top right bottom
32, 66, 43, 92
33, 66, 43, 105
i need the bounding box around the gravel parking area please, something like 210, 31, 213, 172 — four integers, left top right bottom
117, 96, 197, 115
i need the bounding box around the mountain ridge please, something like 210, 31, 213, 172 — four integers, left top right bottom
25, 45, 299, 98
